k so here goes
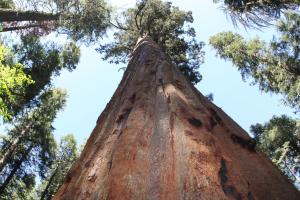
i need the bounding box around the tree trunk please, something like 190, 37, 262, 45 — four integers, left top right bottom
53, 37, 300, 200
0, 23, 48, 32
0, 144, 33, 195
40, 167, 59, 200
0, 125, 30, 173
0, 9, 59, 22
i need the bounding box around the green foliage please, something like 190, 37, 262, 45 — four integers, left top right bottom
0, 0, 14, 9
0, 88, 67, 199
10, 35, 80, 116
0, 173, 36, 200
58, 0, 111, 43
209, 12, 300, 111
213, 0, 300, 27
0, 0, 111, 43
0, 43, 33, 121
97, 0, 205, 84
251, 115, 300, 188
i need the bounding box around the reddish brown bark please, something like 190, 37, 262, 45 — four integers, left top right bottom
53, 37, 300, 200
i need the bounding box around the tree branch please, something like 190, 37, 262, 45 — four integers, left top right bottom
0, 8, 60, 22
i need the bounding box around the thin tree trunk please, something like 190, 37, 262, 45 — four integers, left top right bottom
0, 9, 59, 22
0, 144, 33, 195
54, 37, 300, 200
0, 24, 48, 32
40, 167, 59, 200
0, 125, 30, 173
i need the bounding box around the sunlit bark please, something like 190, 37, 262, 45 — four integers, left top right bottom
53, 37, 300, 200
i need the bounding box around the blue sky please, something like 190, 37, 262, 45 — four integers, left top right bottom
52, 0, 296, 145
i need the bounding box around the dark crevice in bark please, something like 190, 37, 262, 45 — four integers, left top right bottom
219, 158, 242, 200
108, 160, 113, 171
209, 116, 218, 131
247, 191, 255, 200
231, 134, 256, 152
187, 117, 202, 128
129, 93, 136, 104
116, 107, 132, 124
209, 108, 222, 124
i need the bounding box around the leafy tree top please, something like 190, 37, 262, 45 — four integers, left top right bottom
98, 0, 205, 84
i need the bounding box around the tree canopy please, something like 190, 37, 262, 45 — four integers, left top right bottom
0, 88, 67, 198
209, 11, 300, 111
251, 115, 300, 188
98, 0, 205, 84
0, 0, 111, 43
213, 0, 300, 27
5, 35, 80, 117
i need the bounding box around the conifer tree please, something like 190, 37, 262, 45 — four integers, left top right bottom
0, 0, 111, 43
210, 11, 300, 111
0, 88, 67, 197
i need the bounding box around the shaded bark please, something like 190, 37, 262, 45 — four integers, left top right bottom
54, 37, 300, 200
0, 9, 59, 22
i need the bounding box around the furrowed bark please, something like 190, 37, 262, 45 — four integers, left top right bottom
53, 37, 300, 200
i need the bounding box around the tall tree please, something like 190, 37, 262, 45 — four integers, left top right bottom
98, 0, 205, 84
0, 0, 111, 43
251, 115, 300, 188
53, 36, 299, 199
0, 88, 66, 198
209, 11, 300, 111
37, 134, 78, 200
213, 0, 300, 27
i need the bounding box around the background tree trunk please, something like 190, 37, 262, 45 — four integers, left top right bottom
0, 144, 33, 194
53, 37, 300, 200
40, 167, 59, 200
0, 125, 30, 172
0, 9, 59, 22
0, 24, 47, 32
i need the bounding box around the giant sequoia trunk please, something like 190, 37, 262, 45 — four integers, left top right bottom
54, 37, 300, 200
